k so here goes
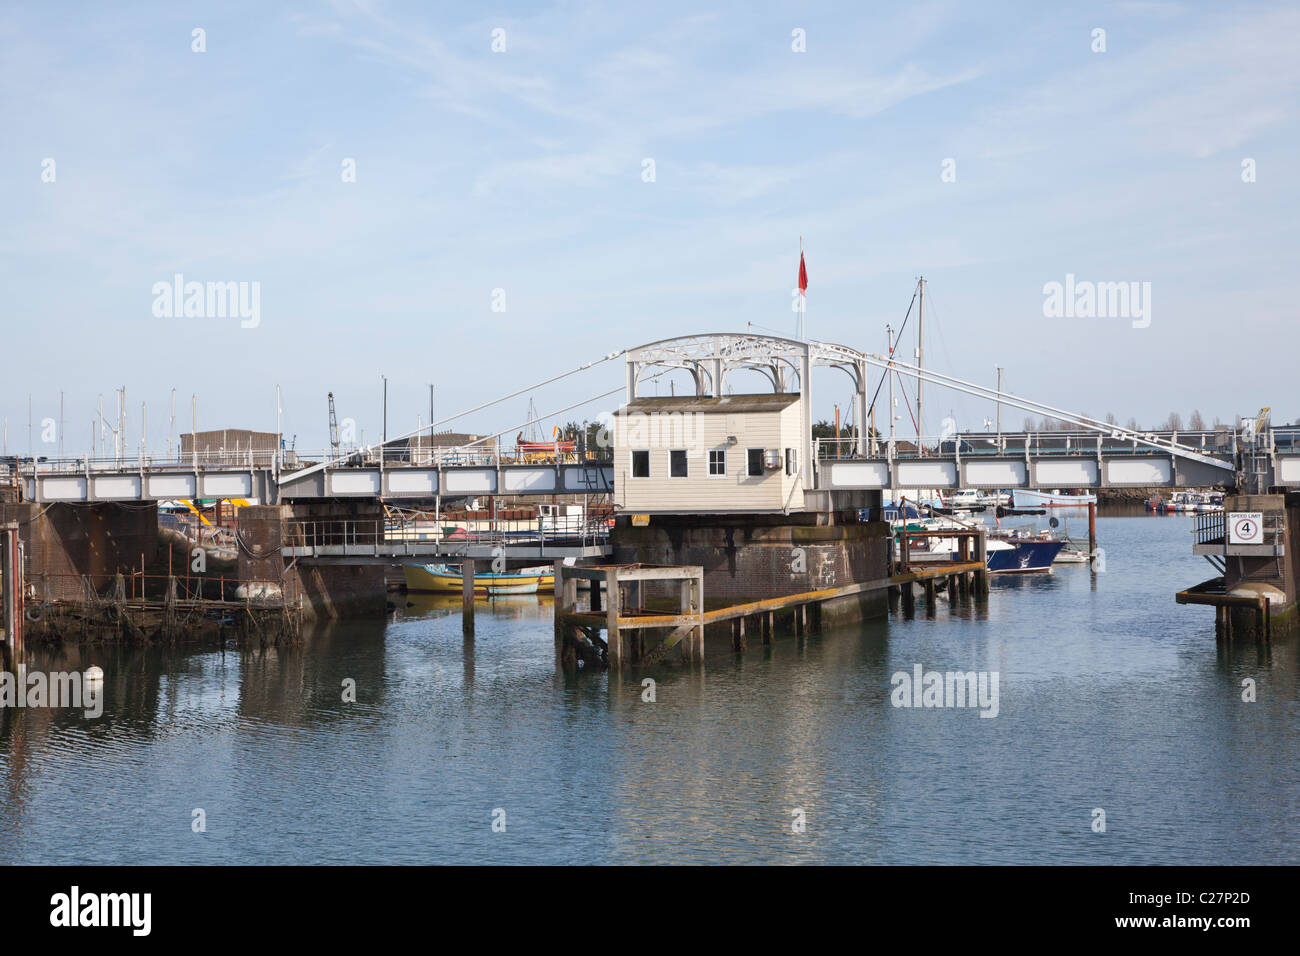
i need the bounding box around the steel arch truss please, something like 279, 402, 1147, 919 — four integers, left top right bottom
624, 333, 871, 489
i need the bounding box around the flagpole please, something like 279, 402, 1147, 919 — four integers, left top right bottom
799, 236, 805, 340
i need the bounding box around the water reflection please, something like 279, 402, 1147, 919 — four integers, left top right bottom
0, 517, 1296, 864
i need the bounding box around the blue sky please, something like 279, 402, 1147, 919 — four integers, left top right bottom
2, 0, 1297, 456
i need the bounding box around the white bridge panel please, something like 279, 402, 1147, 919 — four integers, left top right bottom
895, 460, 959, 488
444, 469, 497, 494
40, 476, 88, 501
92, 476, 142, 499
1106, 458, 1172, 486
386, 470, 437, 496
823, 461, 889, 488
202, 473, 254, 498
147, 474, 197, 498
503, 468, 557, 493
1033, 459, 1098, 487
1277, 456, 1300, 485
327, 471, 381, 496
963, 459, 1027, 488
563, 466, 613, 492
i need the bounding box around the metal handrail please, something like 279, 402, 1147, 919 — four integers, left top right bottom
283, 513, 614, 554
1193, 511, 1284, 545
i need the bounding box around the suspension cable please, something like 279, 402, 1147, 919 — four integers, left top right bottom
284, 349, 627, 481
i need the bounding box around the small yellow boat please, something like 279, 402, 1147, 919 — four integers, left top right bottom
404, 563, 553, 595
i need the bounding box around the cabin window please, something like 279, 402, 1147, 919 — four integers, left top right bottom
708, 449, 727, 476
669, 449, 688, 478
631, 450, 650, 478
746, 448, 764, 477
785, 448, 798, 476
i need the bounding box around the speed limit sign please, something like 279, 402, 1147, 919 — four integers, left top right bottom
1228, 512, 1264, 545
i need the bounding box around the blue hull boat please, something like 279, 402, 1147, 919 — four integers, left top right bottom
986, 538, 1065, 573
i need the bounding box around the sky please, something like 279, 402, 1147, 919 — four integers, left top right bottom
2, 0, 1298, 458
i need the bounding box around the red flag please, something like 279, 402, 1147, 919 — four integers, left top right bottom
797, 251, 808, 295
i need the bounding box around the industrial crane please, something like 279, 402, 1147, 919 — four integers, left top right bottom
328, 392, 339, 452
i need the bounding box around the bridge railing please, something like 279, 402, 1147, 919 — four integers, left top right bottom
1193, 511, 1284, 546
1194, 512, 1225, 545
814, 429, 1234, 460
23, 450, 282, 473
16, 443, 617, 476
283, 512, 614, 554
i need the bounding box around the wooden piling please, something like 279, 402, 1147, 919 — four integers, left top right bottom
901, 580, 915, 618
553, 559, 569, 667
732, 615, 747, 652
1088, 501, 1098, 567
679, 572, 704, 661
461, 559, 475, 635
1, 524, 22, 655
605, 567, 622, 669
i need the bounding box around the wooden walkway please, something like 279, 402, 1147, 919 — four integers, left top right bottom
553, 558, 987, 670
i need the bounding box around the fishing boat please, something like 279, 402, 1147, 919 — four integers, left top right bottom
1009, 489, 1097, 508
404, 563, 545, 595
1195, 492, 1224, 513
938, 488, 1011, 509
889, 510, 1062, 573
942, 489, 983, 509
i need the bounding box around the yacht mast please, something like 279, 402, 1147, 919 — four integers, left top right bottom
916, 276, 925, 455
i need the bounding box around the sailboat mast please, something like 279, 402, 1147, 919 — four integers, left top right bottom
916, 276, 925, 456
887, 323, 896, 448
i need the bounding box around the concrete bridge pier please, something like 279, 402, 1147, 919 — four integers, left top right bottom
1181, 493, 1300, 644
610, 506, 890, 635
238, 503, 387, 621
0, 501, 158, 607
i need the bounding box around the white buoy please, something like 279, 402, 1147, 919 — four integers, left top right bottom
84, 665, 104, 683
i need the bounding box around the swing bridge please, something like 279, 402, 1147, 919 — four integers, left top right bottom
12, 332, 1290, 518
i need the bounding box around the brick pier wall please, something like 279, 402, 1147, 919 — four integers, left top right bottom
0, 501, 158, 602
1218, 493, 1300, 638
236, 503, 386, 621
611, 514, 890, 627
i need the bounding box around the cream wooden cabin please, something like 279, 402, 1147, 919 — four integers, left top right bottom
612, 394, 805, 514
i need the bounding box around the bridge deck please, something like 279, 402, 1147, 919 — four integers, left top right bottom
286, 542, 612, 564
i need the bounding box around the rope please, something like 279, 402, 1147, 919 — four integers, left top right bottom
865, 285, 917, 422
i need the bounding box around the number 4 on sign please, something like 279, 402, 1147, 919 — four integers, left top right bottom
1227, 512, 1263, 545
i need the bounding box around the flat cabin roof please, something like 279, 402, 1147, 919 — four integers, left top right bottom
617, 393, 800, 415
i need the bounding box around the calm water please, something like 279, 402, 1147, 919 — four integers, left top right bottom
2, 515, 1297, 865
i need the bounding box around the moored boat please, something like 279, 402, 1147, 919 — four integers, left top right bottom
1010, 489, 1097, 508
889, 510, 1062, 573
404, 563, 545, 595
986, 534, 1065, 572
1051, 542, 1091, 563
